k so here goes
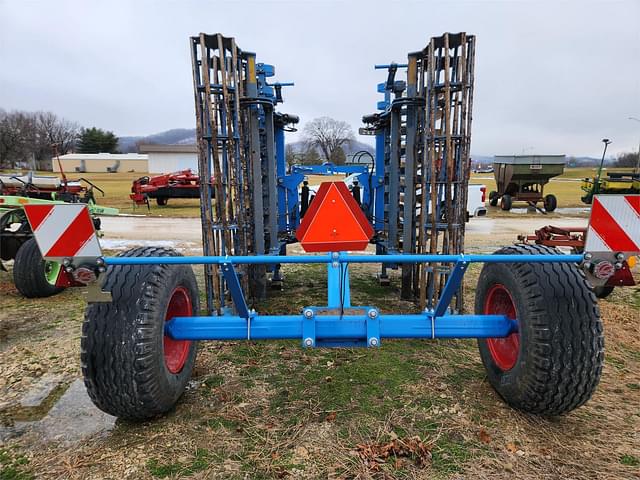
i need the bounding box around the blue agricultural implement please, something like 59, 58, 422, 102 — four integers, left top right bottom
21, 32, 640, 421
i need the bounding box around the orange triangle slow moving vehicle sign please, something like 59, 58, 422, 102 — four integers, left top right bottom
296, 182, 374, 252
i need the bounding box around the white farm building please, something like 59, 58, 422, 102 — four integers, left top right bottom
53, 153, 149, 173
139, 144, 198, 174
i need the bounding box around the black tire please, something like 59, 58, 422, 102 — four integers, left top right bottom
489, 190, 498, 207
593, 285, 614, 299
500, 194, 512, 211
475, 244, 604, 415
81, 246, 199, 420
544, 194, 557, 212
156, 197, 168, 206
13, 238, 64, 298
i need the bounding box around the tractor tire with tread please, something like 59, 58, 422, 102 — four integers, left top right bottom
81, 246, 199, 420
544, 194, 557, 212
156, 197, 168, 206
475, 243, 604, 415
489, 190, 498, 207
13, 238, 64, 298
500, 194, 512, 211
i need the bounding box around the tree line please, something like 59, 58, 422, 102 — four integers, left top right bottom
613, 151, 639, 168
5, 109, 631, 171
0, 109, 119, 170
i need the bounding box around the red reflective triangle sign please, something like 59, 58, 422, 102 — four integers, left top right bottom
296, 182, 374, 252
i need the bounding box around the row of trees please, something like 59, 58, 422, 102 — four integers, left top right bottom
0, 109, 118, 169
614, 151, 639, 168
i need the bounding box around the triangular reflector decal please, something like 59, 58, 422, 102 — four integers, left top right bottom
296, 182, 373, 252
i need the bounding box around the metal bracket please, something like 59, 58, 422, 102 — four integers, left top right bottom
366, 308, 380, 347
85, 277, 112, 303
302, 308, 315, 348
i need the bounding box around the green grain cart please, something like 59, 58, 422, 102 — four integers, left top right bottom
488, 155, 565, 212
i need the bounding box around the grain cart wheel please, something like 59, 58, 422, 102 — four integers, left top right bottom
489, 191, 499, 207
475, 244, 604, 415
156, 197, 168, 206
544, 194, 557, 212
81, 246, 198, 420
13, 238, 65, 298
500, 194, 512, 211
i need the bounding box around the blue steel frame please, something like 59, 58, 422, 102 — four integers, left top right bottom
283, 163, 373, 232
103, 252, 584, 348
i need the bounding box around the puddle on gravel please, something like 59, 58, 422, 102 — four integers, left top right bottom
509, 207, 590, 215
0, 378, 116, 446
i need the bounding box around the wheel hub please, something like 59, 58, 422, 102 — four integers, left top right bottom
164, 286, 193, 373
484, 284, 519, 371
44, 260, 61, 285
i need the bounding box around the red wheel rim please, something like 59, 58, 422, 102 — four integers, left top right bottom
164, 286, 193, 374
484, 284, 519, 371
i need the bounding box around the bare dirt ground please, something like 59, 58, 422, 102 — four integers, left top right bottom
97, 214, 590, 253
0, 213, 638, 479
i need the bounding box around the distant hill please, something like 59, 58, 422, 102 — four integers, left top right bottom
118, 130, 609, 166
118, 129, 196, 152
119, 130, 375, 157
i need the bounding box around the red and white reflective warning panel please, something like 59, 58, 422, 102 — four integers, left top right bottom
296, 182, 374, 252
585, 195, 640, 253
23, 204, 102, 260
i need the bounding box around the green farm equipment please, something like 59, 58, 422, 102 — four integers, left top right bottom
488, 155, 565, 212
581, 172, 640, 203
0, 195, 118, 297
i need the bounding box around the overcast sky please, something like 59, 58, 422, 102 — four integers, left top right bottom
1, 0, 639, 157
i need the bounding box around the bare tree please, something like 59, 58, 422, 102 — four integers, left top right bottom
302, 117, 354, 164
0, 110, 37, 169
0, 110, 80, 170
36, 111, 79, 155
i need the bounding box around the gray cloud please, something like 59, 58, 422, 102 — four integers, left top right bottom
1, 0, 638, 157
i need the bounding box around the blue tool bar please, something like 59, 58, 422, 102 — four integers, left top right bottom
165, 313, 517, 341
105, 253, 584, 266
374, 64, 409, 69
327, 262, 350, 308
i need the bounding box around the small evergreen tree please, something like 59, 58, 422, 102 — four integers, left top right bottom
76, 127, 119, 153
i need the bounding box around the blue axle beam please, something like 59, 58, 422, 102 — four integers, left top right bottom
105, 253, 584, 266
99, 252, 583, 347
165, 313, 517, 342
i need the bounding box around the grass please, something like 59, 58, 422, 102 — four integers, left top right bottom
0, 188, 638, 478
147, 448, 217, 478
6, 167, 632, 217
0, 449, 33, 480
620, 454, 640, 467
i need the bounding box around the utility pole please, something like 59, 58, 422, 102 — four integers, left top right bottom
628, 117, 640, 174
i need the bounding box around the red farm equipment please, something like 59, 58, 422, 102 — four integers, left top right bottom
518, 222, 638, 299
0, 171, 105, 204
130, 169, 212, 207
18, 33, 640, 423
0, 146, 106, 204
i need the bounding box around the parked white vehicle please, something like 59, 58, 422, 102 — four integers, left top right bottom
467, 184, 487, 219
